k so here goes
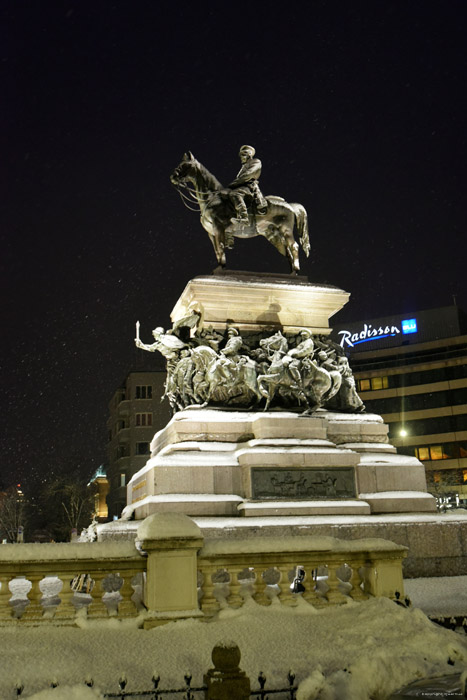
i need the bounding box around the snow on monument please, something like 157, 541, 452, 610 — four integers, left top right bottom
128, 148, 436, 520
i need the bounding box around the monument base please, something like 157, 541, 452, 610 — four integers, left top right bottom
97, 512, 467, 578
127, 407, 436, 519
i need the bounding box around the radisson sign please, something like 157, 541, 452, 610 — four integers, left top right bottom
337, 318, 418, 348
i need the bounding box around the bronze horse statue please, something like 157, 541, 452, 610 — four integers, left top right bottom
170, 152, 310, 273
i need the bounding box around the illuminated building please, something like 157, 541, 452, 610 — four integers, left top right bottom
331, 305, 467, 504
87, 465, 110, 522
106, 370, 171, 519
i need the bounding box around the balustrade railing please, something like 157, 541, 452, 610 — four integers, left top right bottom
0, 542, 145, 624
197, 536, 407, 616
0, 515, 408, 627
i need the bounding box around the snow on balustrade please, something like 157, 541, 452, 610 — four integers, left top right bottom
0, 542, 145, 624
197, 535, 407, 615
0, 528, 407, 626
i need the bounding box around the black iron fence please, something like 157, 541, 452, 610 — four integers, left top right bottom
14, 670, 297, 699
429, 615, 467, 633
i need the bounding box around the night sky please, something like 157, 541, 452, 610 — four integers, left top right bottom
1, 2, 466, 490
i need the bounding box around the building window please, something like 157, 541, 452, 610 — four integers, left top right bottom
371, 376, 389, 390
429, 445, 445, 461
358, 376, 389, 392
135, 385, 152, 399
416, 447, 431, 461
136, 413, 153, 427
120, 473, 126, 487
136, 442, 150, 455
415, 443, 460, 461
117, 420, 127, 432
116, 444, 128, 459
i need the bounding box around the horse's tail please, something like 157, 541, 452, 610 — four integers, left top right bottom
290, 203, 310, 257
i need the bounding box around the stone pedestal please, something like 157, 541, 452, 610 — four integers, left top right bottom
128, 273, 436, 520
204, 642, 250, 700
128, 408, 436, 518
171, 272, 349, 334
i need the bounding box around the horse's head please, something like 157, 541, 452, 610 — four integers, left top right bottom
170, 151, 198, 186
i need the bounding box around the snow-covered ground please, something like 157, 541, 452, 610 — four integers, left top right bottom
1, 577, 466, 700
405, 576, 467, 618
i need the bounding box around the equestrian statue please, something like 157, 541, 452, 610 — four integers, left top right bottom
170, 147, 310, 273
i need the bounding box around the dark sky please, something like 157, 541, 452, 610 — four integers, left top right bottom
1, 1, 466, 489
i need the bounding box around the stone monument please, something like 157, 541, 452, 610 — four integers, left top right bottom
127, 149, 436, 520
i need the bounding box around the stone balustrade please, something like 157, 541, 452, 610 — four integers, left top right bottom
0, 514, 408, 627
0, 541, 145, 624
197, 534, 408, 616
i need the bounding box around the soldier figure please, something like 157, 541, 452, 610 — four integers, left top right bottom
229, 145, 268, 225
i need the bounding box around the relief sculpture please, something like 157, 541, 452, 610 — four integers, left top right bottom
135, 319, 364, 414
252, 468, 356, 500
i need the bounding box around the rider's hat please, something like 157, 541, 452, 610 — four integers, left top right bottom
239, 145, 255, 157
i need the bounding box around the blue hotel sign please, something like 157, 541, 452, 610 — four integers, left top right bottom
338, 317, 418, 348
402, 318, 417, 334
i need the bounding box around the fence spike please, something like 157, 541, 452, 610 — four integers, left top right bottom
152, 673, 160, 688
184, 671, 193, 686
85, 677, 94, 687
119, 673, 127, 690
258, 670, 267, 688
15, 681, 23, 697
288, 670, 296, 684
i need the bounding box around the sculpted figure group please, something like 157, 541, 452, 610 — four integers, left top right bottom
136, 316, 364, 414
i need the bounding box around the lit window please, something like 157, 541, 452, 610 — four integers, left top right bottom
433, 472, 441, 483
463, 470, 467, 483
359, 379, 371, 391
136, 413, 153, 427
371, 376, 389, 390
417, 447, 430, 461
430, 446, 444, 461
120, 473, 126, 487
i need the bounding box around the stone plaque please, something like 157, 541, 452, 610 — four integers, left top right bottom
251, 467, 356, 500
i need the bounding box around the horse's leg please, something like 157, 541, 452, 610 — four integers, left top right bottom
211, 225, 227, 267
205, 222, 226, 267
257, 375, 271, 410
258, 213, 300, 273
202, 210, 227, 266
280, 223, 300, 274
206, 231, 224, 266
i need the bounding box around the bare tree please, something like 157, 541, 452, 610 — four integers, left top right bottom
0, 486, 26, 542
41, 478, 95, 541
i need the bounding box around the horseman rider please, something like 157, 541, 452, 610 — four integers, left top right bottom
229, 145, 268, 225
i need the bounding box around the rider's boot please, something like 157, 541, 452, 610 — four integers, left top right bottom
255, 195, 268, 215
230, 200, 249, 225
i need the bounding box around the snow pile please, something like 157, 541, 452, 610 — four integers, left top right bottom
405, 576, 467, 617
28, 687, 104, 700
1, 596, 466, 699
